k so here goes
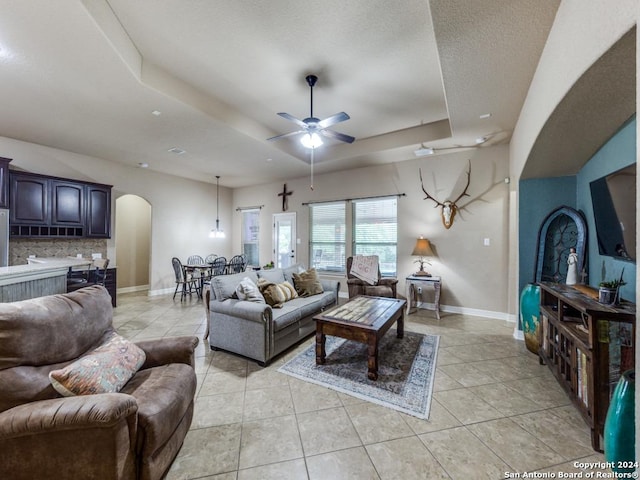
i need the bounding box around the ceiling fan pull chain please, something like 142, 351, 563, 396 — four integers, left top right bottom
310, 147, 314, 190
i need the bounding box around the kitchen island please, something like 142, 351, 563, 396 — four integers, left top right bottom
0, 258, 92, 302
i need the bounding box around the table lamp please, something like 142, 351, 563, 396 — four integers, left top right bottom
412, 237, 434, 276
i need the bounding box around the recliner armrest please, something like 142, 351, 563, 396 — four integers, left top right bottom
136, 336, 199, 369
0, 393, 137, 438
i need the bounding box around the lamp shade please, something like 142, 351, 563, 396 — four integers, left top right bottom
412, 238, 434, 257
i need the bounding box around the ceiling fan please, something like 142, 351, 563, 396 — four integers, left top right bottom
267, 74, 355, 148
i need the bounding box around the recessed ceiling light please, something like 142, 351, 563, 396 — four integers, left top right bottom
151, 110, 162, 116
137, 162, 149, 168
168, 147, 186, 155
479, 113, 492, 119
266, 158, 273, 162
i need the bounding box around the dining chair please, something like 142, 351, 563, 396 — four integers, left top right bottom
211, 256, 227, 276
205, 253, 217, 264
187, 255, 205, 265
227, 255, 245, 274
92, 258, 110, 286
186, 254, 209, 284
172, 257, 200, 300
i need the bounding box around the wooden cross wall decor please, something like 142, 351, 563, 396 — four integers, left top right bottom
278, 184, 293, 211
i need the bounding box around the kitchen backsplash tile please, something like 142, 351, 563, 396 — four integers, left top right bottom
10, 238, 107, 266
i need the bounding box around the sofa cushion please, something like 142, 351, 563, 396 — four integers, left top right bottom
256, 268, 286, 284
235, 277, 265, 303
49, 331, 146, 396
270, 304, 302, 332
292, 268, 324, 297
287, 292, 337, 319
211, 271, 259, 301
283, 263, 306, 284
120, 363, 197, 456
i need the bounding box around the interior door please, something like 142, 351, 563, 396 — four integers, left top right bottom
273, 212, 296, 268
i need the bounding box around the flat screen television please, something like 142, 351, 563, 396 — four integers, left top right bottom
589, 163, 636, 262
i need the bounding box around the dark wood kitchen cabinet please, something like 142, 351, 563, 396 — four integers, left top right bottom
86, 185, 111, 237
0, 157, 11, 209
9, 171, 111, 238
51, 180, 85, 227
10, 173, 49, 225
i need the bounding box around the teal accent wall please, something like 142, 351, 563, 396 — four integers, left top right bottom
518, 116, 636, 329
519, 176, 576, 296
576, 116, 636, 301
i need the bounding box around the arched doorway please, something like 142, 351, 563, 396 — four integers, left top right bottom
115, 194, 152, 293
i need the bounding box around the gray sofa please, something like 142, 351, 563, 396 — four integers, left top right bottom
207, 265, 340, 365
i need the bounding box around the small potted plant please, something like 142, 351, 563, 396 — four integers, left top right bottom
598, 278, 626, 305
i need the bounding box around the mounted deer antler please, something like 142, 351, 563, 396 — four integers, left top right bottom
419, 163, 471, 229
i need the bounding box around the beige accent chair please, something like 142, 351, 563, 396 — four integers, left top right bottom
346, 256, 398, 298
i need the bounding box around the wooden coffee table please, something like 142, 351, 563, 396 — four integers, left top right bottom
314, 295, 406, 380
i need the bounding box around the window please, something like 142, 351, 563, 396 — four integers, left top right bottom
352, 197, 397, 276
309, 202, 346, 273
241, 209, 260, 266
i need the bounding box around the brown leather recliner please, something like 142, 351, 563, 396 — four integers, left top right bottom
0, 285, 199, 480
346, 256, 398, 298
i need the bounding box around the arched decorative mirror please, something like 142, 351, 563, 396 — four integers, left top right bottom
534, 206, 587, 283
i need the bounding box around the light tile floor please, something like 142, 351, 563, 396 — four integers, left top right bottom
113, 292, 608, 480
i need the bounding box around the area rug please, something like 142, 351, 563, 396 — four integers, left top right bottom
278, 330, 439, 419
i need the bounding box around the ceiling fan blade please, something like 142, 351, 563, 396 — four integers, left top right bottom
277, 112, 308, 128
267, 130, 305, 142
320, 129, 355, 144
318, 112, 350, 129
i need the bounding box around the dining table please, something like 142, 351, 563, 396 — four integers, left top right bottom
184, 263, 211, 298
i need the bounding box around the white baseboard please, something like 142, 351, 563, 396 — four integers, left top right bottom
415, 302, 515, 322
117, 285, 150, 295
513, 329, 524, 341
148, 287, 176, 297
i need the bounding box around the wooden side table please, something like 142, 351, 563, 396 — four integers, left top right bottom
405, 275, 441, 319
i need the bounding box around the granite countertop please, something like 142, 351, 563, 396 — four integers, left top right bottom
0, 257, 93, 285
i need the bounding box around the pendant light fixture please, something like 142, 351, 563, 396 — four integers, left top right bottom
209, 175, 226, 238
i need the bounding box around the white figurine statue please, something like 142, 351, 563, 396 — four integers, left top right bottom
566, 247, 578, 285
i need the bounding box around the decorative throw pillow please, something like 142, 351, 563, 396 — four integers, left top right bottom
257, 279, 298, 308
292, 268, 324, 297
49, 332, 146, 397
235, 277, 265, 303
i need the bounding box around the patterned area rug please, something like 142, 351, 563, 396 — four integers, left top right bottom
278, 330, 439, 419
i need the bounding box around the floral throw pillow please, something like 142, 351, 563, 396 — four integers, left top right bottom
49, 332, 146, 396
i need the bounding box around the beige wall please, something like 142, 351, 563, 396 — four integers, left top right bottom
115, 194, 151, 291
0, 135, 233, 294
233, 145, 511, 317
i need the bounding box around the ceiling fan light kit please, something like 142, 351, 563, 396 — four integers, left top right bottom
300, 132, 323, 148
267, 74, 355, 149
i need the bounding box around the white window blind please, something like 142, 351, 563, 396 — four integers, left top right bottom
309, 202, 346, 273
352, 197, 397, 276
241, 209, 260, 267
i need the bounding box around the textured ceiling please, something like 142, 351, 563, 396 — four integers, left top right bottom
0, 0, 561, 188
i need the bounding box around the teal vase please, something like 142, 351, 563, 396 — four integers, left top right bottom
520, 284, 541, 354
604, 370, 635, 474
